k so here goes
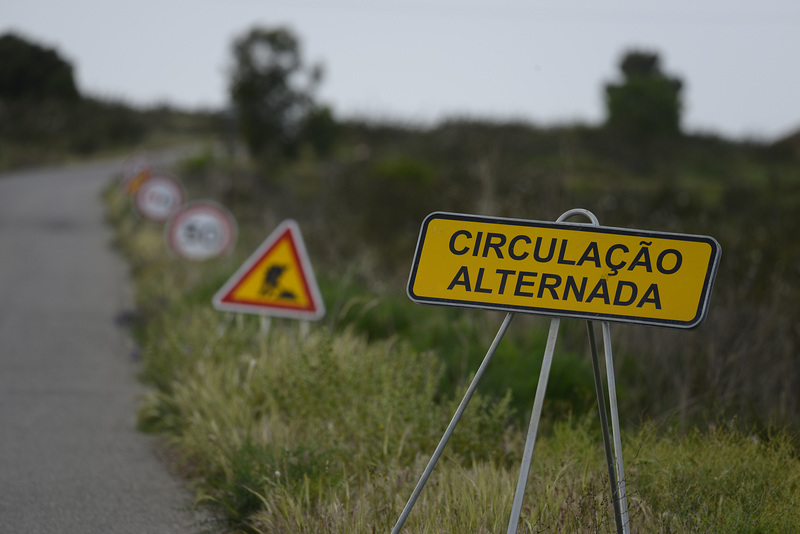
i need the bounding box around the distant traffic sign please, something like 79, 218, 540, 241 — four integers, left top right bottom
408, 212, 721, 329
133, 173, 184, 222
212, 220, 325, 320
165, 201, 237, 261
121, 153, 152, 195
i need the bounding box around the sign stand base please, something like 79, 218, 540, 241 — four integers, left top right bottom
393, 209, 630, 534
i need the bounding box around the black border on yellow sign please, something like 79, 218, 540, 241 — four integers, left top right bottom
407, 212, 722, 329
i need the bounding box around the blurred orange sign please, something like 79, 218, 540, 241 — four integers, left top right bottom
121, 153, 152, 195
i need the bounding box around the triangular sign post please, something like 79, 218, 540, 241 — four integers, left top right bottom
212, 219, 325, 320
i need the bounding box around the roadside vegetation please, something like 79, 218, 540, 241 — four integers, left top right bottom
0, 31, 220, 171
7, 28, 800, 532
105, 116, 800, 531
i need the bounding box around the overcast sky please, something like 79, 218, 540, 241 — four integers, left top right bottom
4, 0, 800, 141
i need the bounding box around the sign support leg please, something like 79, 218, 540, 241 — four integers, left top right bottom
602, 322, 630, 533
258, 316, 271, 356
587, 321, 624, 534
259, 315, 271, 338
506, 317, 561, 534
392, 312, 515, 534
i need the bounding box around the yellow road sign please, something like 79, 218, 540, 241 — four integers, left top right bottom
408, 212, 721, 329
213, 220, 325, 320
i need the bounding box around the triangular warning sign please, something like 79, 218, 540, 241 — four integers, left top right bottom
212, 220, 325, 320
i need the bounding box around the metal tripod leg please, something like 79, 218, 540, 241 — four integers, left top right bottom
392, 312, 515, 534
506, 317, 561, 534
602, 321, 629, 534
587, 321, 624, 534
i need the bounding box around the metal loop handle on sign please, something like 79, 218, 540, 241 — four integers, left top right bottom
556, 208, 600, 225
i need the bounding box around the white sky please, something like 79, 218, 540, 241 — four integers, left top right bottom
3, 0, 800, 140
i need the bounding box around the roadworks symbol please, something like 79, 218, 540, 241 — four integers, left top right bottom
212, 219, 325, 320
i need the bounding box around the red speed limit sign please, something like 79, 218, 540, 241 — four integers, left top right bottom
133, 173, 185, 222
165, 201, 237, 261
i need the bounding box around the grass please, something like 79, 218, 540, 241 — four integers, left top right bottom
102, 131, 800, 532
631, 424, 800, 533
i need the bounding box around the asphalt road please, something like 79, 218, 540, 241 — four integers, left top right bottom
0, 156, 208, 533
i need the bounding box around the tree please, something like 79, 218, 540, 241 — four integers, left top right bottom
0, 32, 80, 101
229, 26, 320, 163
605, 50, 683, 138
301, 105, 338, 157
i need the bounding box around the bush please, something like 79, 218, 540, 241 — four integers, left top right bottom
605, 50, 683, 139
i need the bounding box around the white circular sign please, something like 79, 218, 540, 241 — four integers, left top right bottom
165, 201, 237, 261
134, 174, 185, 222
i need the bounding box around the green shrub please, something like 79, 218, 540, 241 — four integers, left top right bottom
632, 425, 800, 533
